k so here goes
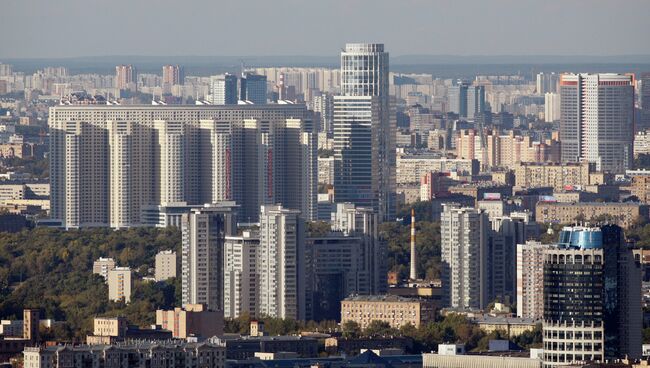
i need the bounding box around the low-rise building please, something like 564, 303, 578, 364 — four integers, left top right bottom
341, 295, 436, 329
471, 316, 538, 337
535, 202, 648, 229
24, 340, 226, 368
423, 352, 541, 368
156, 304, 223, 339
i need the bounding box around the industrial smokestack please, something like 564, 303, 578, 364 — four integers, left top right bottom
409, 208, 417, 281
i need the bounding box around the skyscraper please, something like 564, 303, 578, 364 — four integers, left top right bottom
334, 43, 395, 221
115, 65, 135, 91
310, 93, 334, 133
240, 73, 267, 104
441, 203, 489, 310
447, 82, 468, 117
257, 205, 306, 320
181, 203, 238, 312
543, 225, 641, 366
209, 74, 238, 105
466, 85, 486, 120
559, 73, 635, 173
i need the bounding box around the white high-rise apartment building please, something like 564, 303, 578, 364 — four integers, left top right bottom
181, 203, 237, 311
49, 105, 316, 228
536, 72, 559, 94
560, 73, 635, 173
93, 257, 116, 280
223, 231, 259, 318
516, 241, 550, 319
334, 43, 395, 222
544, 92, 560, 122
441, 203, 489, 310
257, 205, 306, 320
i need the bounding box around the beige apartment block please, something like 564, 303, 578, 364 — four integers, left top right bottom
341, 295, 436, 329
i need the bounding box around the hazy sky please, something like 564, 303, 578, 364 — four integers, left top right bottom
2, 0, 649, 59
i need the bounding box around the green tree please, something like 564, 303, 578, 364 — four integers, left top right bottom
341, 320, 361, 338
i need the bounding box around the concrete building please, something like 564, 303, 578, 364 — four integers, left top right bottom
536, 72, 559, 94
93, 317, 127, 338
544, 92, 560, 122
441, 204, 489, 310
258, 205, 306, 320
423, 352, 541, 368
516, 241, 550, 319
156, 304, 223, 339
628, 170, 650, 203
181, 203, 237, 312
23, 309, 39, 342
155, 250, 176, 281
397, 154, 479, 184
513, 162, 596, 191
162, 65, 183, 94
92, 257, 116, 280
306, 223, 386, 321
543, 225, 641, 366
560, 73, 635, 173
340, 295, 436, 329
310, 93, 333, 133
48, 104, 316, 228
334, 43, 395, 222
535, 202, 647, 229
472, 316, 538, 337
107, 267, 132, 303
484, 131, 561, 169
209, 74, 238, 105
240, 73, 267, 104
115, 65, 135, 91
420, 172, 455, 201
23, 341, 226, 368
223, 231, 259, 318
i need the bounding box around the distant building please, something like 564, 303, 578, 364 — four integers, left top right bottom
536, 72, 559, 94
209, 74, 238, 105
240, 73, 267, 104
560, 73, 634, 173
423, 352, 541, 368
472, 316, 538, 337
115, 65, 135, 91
162, 65, 183, 94
544, 92, 560, 122
513, 161, 596, 191
639, 73, 650, 132
341, 295, 436, 329
420, 172, 455, 201
107, 267, 132, 303
397, 154, 479, 184
156, 304, 223, 339
535, 202, 647, 229
23, 309, 39, 342
155, 250, 176, 281
92, 257, 115, 280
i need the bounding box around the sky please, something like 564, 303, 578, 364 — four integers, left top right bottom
1, 0, 649, 59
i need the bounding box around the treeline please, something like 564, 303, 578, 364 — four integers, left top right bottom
0, 227, 181, 341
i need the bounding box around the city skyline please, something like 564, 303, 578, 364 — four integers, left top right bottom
2, 0, 650, 59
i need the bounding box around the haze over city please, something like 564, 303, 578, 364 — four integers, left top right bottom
2, 1, 650, 367
2, 0, 650, 58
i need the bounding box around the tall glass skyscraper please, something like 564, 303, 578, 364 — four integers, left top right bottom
333, 43, 395, 221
